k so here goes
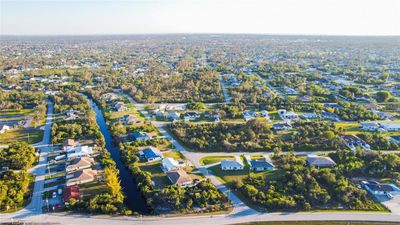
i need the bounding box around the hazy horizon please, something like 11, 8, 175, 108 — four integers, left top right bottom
1, 0, 399, 36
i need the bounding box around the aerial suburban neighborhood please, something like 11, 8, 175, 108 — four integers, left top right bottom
1, 1, 400, 225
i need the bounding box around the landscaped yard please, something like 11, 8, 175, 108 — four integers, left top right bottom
139, 161, 171, 189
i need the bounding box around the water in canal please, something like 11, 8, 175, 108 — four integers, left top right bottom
87, 97, 148, 214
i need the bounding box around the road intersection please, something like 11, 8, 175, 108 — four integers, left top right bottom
2, 97, 400, 224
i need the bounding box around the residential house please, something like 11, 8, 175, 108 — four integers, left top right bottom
130, 131, 151, 142
271, 122, 292, 131
66, 157, 95, 172
389, 136, 400, 145
374, 111, 394, 120
120, 114, 137, 125
167, 111, 181, 121
63, 139, 76, 150
183, 112, 200, 121
140, 147, 163, 162
362, 181, 400, 195
0, 125, 11, 134
64, 110, 80, 121
278, 109, 299, 121
342, 135, 371, 151
102, 93, 119, 102
284, 87, 298, 95
321, 111, 340, 121
301, 111, 319, 120
306, 156, 336, 168
153, 109, 165, 117
161, 157, 180, 172
360, 122, 380, 131
260, 110, 271, 121
62, 185, 81, 203
166, 169, 193, 186
250, 158, 274, 171
114, 102, 127, 112
381, 123, 400, 132
66, 169, 98, 186
243, 111, 259, 121
66, 146, 93, 159
221, 156, 244, 171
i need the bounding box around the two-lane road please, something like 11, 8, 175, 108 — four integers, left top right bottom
2, 99, 54, 220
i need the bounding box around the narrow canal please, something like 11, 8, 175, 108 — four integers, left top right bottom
87, 97, 148, 214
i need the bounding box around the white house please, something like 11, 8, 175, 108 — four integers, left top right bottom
381, 123, 400, 132
260, 110, 271, 121
221, 156, 244, 171
278, 109, 299, 121
271, 122, 292, 131
302, 112, 319, 119
0, 125, 11, 134
360, 122, 380, 131
66, 146, 93, 159
167, 111, 180, 121
161, 157, 180, 172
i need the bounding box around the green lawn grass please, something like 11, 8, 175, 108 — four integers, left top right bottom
162, 150, 186, 160
139, 161, 170, 189
0, 128, 43, 144
79, 180, 109, 197
200, 156, 235, 165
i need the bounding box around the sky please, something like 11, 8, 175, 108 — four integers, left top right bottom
1, 0, 400, 36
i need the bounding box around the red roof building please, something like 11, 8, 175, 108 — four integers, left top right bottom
62, 185, 81, 203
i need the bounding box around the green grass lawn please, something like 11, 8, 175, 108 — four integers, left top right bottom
79, 180, 109, 197
0, 128, 43, 144
44, 179, 65, 188
0, 109, 35, 121
200, 156, 235, 165
162, 150, 186, 160
139, 161, 171, 189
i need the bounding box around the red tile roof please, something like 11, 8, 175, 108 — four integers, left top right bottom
62, 185, 80, 203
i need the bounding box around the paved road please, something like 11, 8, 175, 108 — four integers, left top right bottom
254, 73, 285, 99
2, 210, 400, 224
219, 74, 232, 104
2, 99, 54, 219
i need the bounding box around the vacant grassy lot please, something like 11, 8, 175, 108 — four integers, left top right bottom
162, 150, 185, 160
79, 180, 109, 197
0, 128, 43, 144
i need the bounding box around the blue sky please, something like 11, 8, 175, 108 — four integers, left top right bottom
1, 0, 399, 35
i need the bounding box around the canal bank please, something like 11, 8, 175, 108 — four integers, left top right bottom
87, 97, 148, 214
